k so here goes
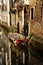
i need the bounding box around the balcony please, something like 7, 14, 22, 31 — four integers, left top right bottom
11, 0, 24, 12
14, 0, 29, 6
13, 0, 23, 2
11, 0, 29, 12
12, 0, 24, 7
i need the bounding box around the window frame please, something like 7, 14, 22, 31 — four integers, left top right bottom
30, 8, 34, 20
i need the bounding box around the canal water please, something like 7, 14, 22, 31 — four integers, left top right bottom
29, 51, 43, 65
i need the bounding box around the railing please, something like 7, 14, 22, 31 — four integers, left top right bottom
12, 0, 23, 7
14, 0, 23, 2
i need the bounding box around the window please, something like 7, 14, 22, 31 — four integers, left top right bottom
30, 8, 34, 20
42, 4, 43, 21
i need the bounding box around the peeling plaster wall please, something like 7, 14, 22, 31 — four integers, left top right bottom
29, 0, 43, 38
29, 0, 36, 7
30, 21, 43, 38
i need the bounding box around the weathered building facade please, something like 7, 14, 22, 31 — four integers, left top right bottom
30, 0, 43, 38
10, 1, 43, 64
0, 0, 2, 21
11, 0, 43, 37
0, 22, 12, 65
11, 0, 29, 35
0, 0, 10, 26
0, 0, 43, 36
11, 0, 43, 36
